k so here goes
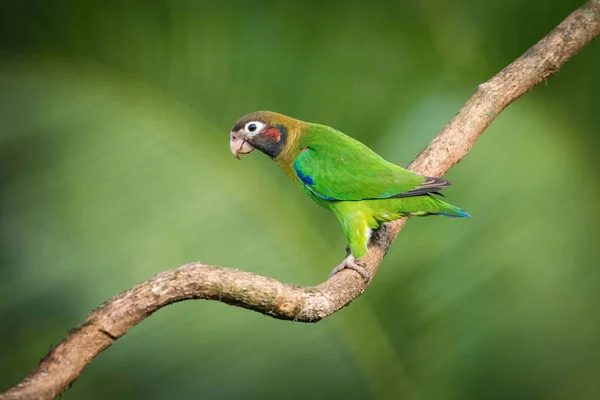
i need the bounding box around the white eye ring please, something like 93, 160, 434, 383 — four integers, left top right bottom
244, 121, 264, 136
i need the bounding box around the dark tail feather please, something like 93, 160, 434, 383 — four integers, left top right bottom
392, 176, 452, 198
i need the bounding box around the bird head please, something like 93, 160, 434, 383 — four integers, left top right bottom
230, 111, 294, 159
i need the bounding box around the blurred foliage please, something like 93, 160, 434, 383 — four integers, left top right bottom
1, 0, 599, 399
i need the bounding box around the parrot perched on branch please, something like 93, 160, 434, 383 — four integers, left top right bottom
229, 111, 470, 281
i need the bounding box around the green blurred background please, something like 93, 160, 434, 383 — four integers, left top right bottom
1, 1, 599, 399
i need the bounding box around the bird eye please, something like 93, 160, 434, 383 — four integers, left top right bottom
244, 121, 264, 135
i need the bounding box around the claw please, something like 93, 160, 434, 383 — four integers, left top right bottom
329, 255, 370, 282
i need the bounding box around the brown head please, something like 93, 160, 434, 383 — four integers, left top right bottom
229, 111, 304, 160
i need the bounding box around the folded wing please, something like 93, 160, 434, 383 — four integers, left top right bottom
293, 130, 451, 201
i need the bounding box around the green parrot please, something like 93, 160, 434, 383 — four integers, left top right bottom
230, 111, 470, 281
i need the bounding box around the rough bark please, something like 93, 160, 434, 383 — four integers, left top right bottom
2, 1, 599, 399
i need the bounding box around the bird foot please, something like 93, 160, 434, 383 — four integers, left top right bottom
329, 255, 370, 282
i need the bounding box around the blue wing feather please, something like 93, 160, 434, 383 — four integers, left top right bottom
294, 161, 314, 185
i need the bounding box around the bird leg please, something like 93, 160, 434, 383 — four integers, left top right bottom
329, 254, 370, 282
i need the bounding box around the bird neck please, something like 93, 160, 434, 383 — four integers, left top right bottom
273, 122, 307, 184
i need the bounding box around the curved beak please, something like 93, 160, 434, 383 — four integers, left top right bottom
230, 132, 255, 159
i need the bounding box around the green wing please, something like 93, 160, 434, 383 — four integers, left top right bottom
293, 124, 450, 201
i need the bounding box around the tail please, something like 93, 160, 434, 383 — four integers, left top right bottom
372, 195, 472, 222
429, 196, 472, 218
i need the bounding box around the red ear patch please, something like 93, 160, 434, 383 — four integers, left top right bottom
263, 128, 281, 141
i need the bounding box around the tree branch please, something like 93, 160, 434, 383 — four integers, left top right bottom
2, 1, 599, 399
